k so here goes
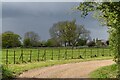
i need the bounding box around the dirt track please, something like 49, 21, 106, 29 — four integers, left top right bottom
19, 59, 115, 78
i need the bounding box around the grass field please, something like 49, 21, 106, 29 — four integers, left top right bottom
1, 47, 115, 78
89, 64, 117, 78
2, 47, 113, 64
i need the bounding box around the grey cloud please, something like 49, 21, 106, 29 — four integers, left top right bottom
2, 2, 79, 18
2, 2, 109, 40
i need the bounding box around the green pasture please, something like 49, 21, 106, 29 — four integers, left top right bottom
1, 47, 114, 78
2, 47, 113, 64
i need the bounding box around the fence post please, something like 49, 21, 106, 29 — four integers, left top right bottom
102, 48, 104, 56
14, 50, 16, 64
37, 49, 40, 61
21, 50, 23, 63
43, 49, 46, 61
6, 49, 8, 65
51, 49, 53, 60
65, 48, 67, 60
91, 48, 92, 58
71, 47, 73, 59
58, 48, 60, 60
84, 48, 86, 58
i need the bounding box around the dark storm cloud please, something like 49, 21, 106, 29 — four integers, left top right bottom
2, 2, 78, 18
2, 2, 109, 40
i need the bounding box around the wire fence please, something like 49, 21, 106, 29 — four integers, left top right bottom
2, 47, 113, 64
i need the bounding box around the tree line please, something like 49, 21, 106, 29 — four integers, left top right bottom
1, 20, 108, 48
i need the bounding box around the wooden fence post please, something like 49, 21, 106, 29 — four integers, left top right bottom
6, 49, 8, 65
71, 47, 73, 59
14, 50, 16, 64
91, 48, 92, 58
65, 48, 67, 60
79, 48, 81, 58
84, 48, 86, 58
21, 50, 23, 63
43, 49, 46, 61
51, 49, 53, 60
102, 48, 104, 56
58, 48, 60, 60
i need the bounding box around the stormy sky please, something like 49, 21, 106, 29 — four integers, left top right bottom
2, 2, 109, 41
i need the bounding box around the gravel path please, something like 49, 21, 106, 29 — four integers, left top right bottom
19, 59, 115, 78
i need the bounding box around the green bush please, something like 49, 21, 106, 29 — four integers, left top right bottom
2, 65, 14, 79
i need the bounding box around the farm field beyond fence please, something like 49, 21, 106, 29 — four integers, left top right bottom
2, 47, 114, 64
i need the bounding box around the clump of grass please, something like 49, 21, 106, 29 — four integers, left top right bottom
2, 65, 15, 79
89, 64, 117, 78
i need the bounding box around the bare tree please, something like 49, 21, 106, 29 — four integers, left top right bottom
23, 31, 40, 47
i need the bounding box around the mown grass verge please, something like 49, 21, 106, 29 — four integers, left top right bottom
2, 56, 113, 79
89, 64, 117, 78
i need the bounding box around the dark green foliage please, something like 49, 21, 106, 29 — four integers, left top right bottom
2, 65, 14, 79
76, 39, 87, 46
87, 41, 95, 47
106, 40, 109, 45
40, 40, 47, 47
46, 38, 61, 47
2, 31, 21, 48
23, 38, 32, 48
23, 31, 40, 47
76, 1, 120, 78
